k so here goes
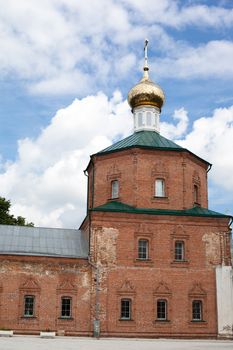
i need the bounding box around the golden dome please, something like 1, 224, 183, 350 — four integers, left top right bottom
128, 40, 165, 111
128, 68, 165, 111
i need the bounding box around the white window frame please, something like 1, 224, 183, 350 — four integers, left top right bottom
111, 180, 119, 199
155, 178, 165, 197
192, 300, 202, 321
175, 240, 185, 261
120, 299, 131, 320
157, 299, 167, 320
138, 239, 149, 260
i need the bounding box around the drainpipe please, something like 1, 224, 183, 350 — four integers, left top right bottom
84, 169, 89, 215
88, 256, 100, 338
207, 164, 212, 173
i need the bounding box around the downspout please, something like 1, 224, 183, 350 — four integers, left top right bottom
86, 159, 99, 337
84, 158, 95, 256
207, 164, 212, 173
88, 256, 100, 338
84, 169, 89, 215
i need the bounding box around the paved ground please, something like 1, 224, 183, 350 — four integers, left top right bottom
0, 336, 232, 350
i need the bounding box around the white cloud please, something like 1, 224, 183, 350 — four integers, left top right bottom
161, 107, 188, 139
153, 40, 233, 79
0, 92, 132, 228
0, 0, 233, 95
1, 92, 233, 227
177, 105, 233, 192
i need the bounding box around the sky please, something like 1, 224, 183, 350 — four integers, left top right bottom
0, 0, 233, 228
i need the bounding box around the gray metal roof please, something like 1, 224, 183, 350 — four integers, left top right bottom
0, 225, 89, 259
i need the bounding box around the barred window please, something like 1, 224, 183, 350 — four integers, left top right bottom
157, 299, 167, 320
61, 297, 72, 318
120, 299, 131, 320
111, 180, 119, 199
138, 239, 149, 260
175, 241, 185, 261
192, 300, 202, 321
24, 295, 35, 317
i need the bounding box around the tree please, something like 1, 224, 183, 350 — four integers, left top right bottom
0, 197, 34, 226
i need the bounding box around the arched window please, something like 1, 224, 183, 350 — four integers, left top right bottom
61, 297, 72, 318
111, 180, 119, 199
138, 239, 149, 260
192, 300, 202, 321
157, 299, 167, 320
175, 241, 185, 261
120, 299, 131, 320
155, 179, 165, 197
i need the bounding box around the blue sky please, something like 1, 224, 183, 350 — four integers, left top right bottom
0, 0, 233, 227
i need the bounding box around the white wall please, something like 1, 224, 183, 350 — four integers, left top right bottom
216, 266, 233, 338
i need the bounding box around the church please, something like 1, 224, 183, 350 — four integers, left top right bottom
0, 42, 232, 339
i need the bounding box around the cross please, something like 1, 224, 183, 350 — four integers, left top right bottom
144, 39, 149, 59
144, 39, 149, 71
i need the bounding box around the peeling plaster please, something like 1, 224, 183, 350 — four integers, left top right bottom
202, 232, 221, 265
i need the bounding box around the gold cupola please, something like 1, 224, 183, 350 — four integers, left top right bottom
128, 40, 165, 111
128, 40, 165, 134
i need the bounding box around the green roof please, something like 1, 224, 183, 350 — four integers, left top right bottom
92, 201, 231, 219
98, 130, 183, 154
96, 130, 210, 165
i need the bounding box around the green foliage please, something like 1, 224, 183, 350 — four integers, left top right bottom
0, 197, 34, 226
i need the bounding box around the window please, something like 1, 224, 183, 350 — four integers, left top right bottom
157, 299, 167, 320
155, 179, 165, 197
194, 185, 199, 204
138, 112, 143, 127
24, 295, 35, 317
146, 112, 151, 126
138, 239, 149, 260
111, 180, 119, 199
120, 299, 131, 320
61, 297, 72, 318
175, 241, 185, 261
192, 300, 202, 321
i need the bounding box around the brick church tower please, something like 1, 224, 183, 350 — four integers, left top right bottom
81, 41, 233, 338
0, 41, 232, 338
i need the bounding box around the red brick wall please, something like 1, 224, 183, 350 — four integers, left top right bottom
88, 211, 231, 338
0, 256, 92, 335
89, 148, 208, 210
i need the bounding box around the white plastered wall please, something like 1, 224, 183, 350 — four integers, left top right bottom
216, 266, 233, 338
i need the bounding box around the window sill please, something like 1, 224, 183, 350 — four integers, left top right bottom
134, 259, 154, 266
188, 320, 207, 327
21, 316, 37, 319
171, 260, 189, 268
154, 319, 170, 323
152, 196, 169, 204
119, 318, 134, 321
108, 197, 120, 201
58, 317, 73, 320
